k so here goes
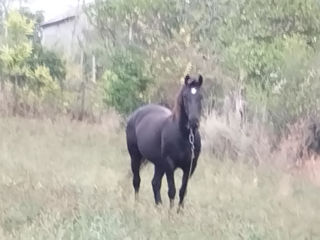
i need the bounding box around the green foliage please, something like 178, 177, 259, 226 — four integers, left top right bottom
266, 36, 314, 123
216, 0, 320, 129
101, 48, 152, 115
0, 10, 33, 76
0, 9, 66, 116
219, 0, 320, 81
85, 0, 212, 109
1, 0, 320, 127
0, 43, 32, 75
21, 8, 66, 85
28, 46, 66, 85
19, 8, 44, 44
101, 47, 152, 115
27, 65, 59, 99
5, 10, 34, 44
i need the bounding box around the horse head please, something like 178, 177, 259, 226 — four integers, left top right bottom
181, 74, 203, 130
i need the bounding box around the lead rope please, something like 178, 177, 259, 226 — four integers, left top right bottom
188, 128, 195, 179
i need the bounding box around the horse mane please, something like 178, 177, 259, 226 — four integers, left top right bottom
172, 86, 184, 120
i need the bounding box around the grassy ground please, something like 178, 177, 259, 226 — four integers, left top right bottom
0, 117, 320, 240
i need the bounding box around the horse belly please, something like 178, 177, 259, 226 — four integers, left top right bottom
136, 133, 161, 164
135, 115, 167, 164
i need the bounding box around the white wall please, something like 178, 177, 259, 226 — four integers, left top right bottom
41, 12, 90, 59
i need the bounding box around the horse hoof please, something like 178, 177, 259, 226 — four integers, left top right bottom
170, 199, 174, 209
155, 203, 163, 211
177, 203, 184, 213
155, 200, 162, 207
135, 192, 139, 201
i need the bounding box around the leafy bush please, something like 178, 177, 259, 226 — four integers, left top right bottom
27, 65, 59, 98
101, 47, 152, 115
0, 10, 67, 117
28, 45, 66, 87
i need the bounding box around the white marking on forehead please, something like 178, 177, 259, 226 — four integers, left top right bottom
191, 88, 197, 95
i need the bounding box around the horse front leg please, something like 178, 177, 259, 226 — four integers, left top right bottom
178, 170, 189, 212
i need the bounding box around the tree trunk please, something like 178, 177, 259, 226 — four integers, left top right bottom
92, 55, 96, 83
13, 75, 18, 116
79, 51, 86, 121
0, 74, 4, 92
129, 22, 133, 43
0, 74, 4, 113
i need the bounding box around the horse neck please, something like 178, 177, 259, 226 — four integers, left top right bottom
176, 102, 189, 135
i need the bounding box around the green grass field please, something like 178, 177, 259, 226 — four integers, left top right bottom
1, 117, 320, 240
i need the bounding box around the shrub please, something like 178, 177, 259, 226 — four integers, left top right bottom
101, 47, 153, 115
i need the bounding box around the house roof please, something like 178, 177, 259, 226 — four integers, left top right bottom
41, 16, 76, 28
40, 7, 78, 29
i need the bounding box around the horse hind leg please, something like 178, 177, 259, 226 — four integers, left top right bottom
166, 170, 176, 209
128, 144, 143, 201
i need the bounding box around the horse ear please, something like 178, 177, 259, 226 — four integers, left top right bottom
184, 74, 190, 85
198, 74, 203, 86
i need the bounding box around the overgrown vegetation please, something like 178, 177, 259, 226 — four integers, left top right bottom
217, 0, 320, 129
101, 47, 153, 115
81, 0, 320, 130
2, 0, 320, 128
2, 1, 320, 238
0, 8, 65, 116
1, 118, 320, 239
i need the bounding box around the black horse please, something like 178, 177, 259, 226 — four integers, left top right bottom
125, 74, 203, 209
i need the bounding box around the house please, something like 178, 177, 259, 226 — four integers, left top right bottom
40, 4, 97, 83
40, 6, 90, 58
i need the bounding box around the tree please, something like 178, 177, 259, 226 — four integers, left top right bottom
84, 0, 213, 109
215, 0, 320, 128
0, 10, 34, 114
0, 10, 64, 115
19, 8, 66, 87
84, 0, 320, 131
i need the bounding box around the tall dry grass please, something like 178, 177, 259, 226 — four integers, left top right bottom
0, 116, 320, 239
201, 108, 271, 166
